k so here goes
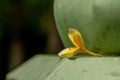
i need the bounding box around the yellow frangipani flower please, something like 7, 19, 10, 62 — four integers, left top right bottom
58, 28, 101, 58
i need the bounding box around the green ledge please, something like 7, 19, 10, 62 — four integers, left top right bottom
6, 54, 120, 80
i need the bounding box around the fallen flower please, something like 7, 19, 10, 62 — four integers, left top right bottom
58, 28, 101, 58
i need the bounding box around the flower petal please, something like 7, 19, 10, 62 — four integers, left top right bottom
68, 28, 101, 57
68, 28, 85, 49
58, 47, 80, 58
83, 48, 102, 57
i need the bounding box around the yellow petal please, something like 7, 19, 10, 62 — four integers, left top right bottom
83, 48, 102, 57
68, 28, 85, 49
68, 28, 101, 57
58, 47, 80, 58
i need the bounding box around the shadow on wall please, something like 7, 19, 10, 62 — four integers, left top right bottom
0, 0, 64, 79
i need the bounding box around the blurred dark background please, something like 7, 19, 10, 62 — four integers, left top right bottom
0, 0, 64, 79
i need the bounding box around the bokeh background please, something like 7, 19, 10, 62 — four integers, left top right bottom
0, 0, 64, 79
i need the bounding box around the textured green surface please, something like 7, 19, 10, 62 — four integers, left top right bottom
6, 54, 62, 80
6, 55, 120, 80
54, 0, 120, 54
